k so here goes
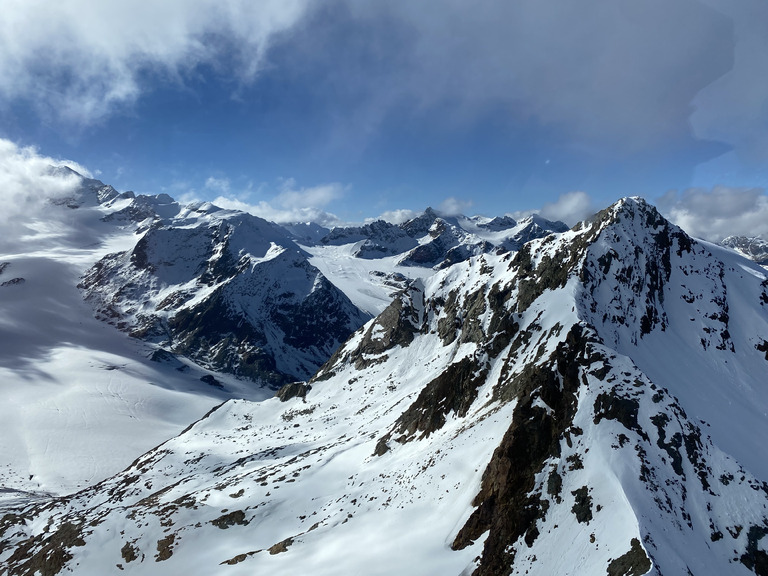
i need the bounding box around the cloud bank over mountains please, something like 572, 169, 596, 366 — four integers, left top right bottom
0, 140, 91, 252
658, 186, 768, 242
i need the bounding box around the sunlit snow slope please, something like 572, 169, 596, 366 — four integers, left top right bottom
0, 176, 272, 500
3, 198, 767, 576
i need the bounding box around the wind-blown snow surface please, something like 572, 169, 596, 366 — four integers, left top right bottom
0, 178, 272, 501
4, 198, 767, 575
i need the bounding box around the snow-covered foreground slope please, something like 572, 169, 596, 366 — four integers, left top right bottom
4, 198, 767, 576
0, 178, 272, 501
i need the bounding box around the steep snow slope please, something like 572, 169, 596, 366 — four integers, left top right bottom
4, 198, 767, 576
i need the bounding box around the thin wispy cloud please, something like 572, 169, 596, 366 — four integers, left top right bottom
509, 191, 596, 227
204, 177, 231, 195
0, 0, 746, 159
539, 191, 595, 226
690, 0, 768, 166
0, 0, 312, 124
368, 209, 421, 225
297, 0, 735, 159
438, 197, 473, 216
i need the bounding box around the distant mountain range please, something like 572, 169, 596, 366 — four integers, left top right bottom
76, 180, 568, 387
1, 171, 767, 576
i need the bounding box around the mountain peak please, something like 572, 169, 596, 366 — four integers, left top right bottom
596, 196, 670, 231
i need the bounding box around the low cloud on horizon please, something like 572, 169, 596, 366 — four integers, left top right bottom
203, 177, 347, 228
657, 186, 768, 242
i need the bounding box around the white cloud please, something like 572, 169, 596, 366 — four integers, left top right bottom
0, 0, 312, 124
657, 186, 768, 241
204, 177, 231, 195
205, 178, 346, 226
508, 208, 536, 221
0, 138, 93, 252
538, 191, 595, 226
438, 196, 473, 216
368, 209, 420, 225
690, 0, 768, 166
2, 0, 747, 165
273, 178, 344, 211
300, 0, 735, 158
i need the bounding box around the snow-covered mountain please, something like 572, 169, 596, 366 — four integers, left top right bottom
80, 201, 370, 388
721, 236, 768, 268
291, 208, 568, 318
290, 207, 568, 270
4, 198, 767, 576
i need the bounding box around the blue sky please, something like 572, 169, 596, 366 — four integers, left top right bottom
2, 0, 768, 233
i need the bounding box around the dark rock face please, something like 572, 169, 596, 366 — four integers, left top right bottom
375, 356, 489, 455
571, 486, 593, 523
5, 521, 86, 576
594, 391, 648, 442
315, 281, 424, 380
275, 382, 312, 402
606, 538, 652, 576
210, 510, 248, 529
452, 326, 587, 574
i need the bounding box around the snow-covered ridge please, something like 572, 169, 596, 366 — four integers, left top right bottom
4, 196, 767, 576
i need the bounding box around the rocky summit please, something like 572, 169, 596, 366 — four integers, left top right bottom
2, 196, 767, 576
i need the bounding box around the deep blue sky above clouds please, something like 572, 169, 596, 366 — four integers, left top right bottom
2, 0, 768, 238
